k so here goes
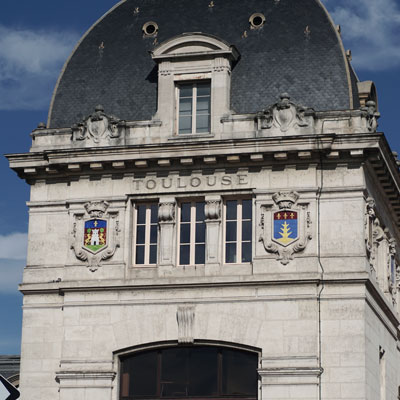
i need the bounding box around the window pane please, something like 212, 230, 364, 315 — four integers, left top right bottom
195, 244, 205, 264
179, 116, 192, 134
121, 351, 158, 398
196, 202, 205, 221
137, 205, 146, 224
242, 220, 252, 242
150, 225, 158, 244
180, 224, 190, 244
150, 245, 157, 264
187, 347, 218, 396
226, 200, 237, 220
196, 114, 210, 133
222, 349, 258, 396
136, 225, 145, 245
180, 84, 193, 98
196, 96, 210, 113
226, 243, 237, 263
226, 221, 237, 242
242, 242, 252, 263
161, 348, 188, 397
179, 97, 192, 115
197, 83, 211, 96
242, 199, 252, 220
195, 223, 205, 243
150, 205, 158, 223
181, 203, 191, 222
180, 245, 190, 265
135, 245, 145, 264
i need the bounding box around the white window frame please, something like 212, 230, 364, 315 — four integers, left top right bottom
175, 81, 211, 135
223, 198, 253, 264
133, 203, 158, 266
177, 201, 206, 265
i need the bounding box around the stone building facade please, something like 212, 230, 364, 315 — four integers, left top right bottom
7, 0, 400, 399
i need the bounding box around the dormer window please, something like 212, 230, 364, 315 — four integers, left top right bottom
151, 33, 239, 136
177, 82, 211, 134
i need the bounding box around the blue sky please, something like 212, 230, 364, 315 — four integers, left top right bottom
1, 0, 400, 354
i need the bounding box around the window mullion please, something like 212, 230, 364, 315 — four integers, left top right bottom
145, 206, 151, 264
190, 202, 196, 265
192, 84, 197, 134
237, 200, 242, 263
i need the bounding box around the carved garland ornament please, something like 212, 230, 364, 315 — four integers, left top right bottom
257, 93, 314, 133
259, 191, 312, 265
72, 105, 126, 143
71, 201, 120, 272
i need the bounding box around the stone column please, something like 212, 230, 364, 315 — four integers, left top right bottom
158, 197, 176, 273
205, 195, 222, 272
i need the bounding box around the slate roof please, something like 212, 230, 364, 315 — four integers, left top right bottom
48, 0, 356, 128
0, 356, 20, 380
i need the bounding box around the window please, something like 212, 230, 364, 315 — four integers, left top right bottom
177, 82, 211, 134
119, 345, 258, 400
134, 204, 158, 265
224, 199, 252, 263
179, 201, 206, 265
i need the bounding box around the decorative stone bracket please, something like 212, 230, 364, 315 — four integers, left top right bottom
70, 200, 121, 272
259, 191, 312, 265
257, 93, 315, 134
72, 105, 126, 145
177, 305, 195, 344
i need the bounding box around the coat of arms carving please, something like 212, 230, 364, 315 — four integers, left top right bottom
71, 201, 120, 271
72, 105, 126, 144
259, 191, 312, 265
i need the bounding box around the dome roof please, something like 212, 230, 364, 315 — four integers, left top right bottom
48, 0, 356, 128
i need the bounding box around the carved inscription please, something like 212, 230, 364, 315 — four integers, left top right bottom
133, 174, 249, 191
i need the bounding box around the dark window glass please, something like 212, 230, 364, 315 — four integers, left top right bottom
151, 205, 158, 223
195, 244, 205, 264
226, 221, 237, 241
226, 243, 237, 263
137, 225, 145, 245
196, 202, 205, 221
135, 246, 145, 264
180, 245, 190, 265
195, 223, 206, 243
150, 245, 157, 264
150, 225, 157, 244
222, 349, 258, 396
226, 200, 237, 220
137, 205, 146, 224
242, 220, 252, 242
180, 224, 190, 244
181, 203, 191, 222
120, 346, 257, 400
242, 242, 252, 263
242, 199, 252, 220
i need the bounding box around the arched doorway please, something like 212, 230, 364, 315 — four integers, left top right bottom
119, 345, 258, 400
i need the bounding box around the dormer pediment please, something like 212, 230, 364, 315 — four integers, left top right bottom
151, 33, 239, 61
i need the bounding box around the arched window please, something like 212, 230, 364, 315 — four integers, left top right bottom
119, 345, 258, 400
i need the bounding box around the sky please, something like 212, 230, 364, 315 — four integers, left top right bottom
0, 0, 400, 354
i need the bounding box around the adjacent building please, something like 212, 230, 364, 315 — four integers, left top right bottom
7, 0, 400, 399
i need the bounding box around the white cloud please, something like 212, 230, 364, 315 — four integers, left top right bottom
0, 233, 27, 260
0, 259, 25, 293
326, 0, 400, 71
0, 25, 79, 110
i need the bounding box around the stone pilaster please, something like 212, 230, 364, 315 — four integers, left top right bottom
158, 197, 176, 271
205, 195, 222, 269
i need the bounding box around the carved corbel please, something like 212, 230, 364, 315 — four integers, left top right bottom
205, 198, 221, 220
158, 201, 175, 223
177, 305, 195, 344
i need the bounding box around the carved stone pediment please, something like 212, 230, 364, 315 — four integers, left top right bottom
259, 191, 312, 265
257, 93, 315, 135
72, 105, 126, 145
70, 201, 120, 272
